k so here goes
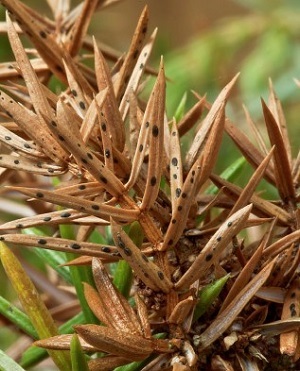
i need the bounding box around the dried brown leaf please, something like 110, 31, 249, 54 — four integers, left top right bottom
111, 221, 172, 293
6, 13, 69, 164
140, 58, 165, 211
91, 258, 142, 335
119, 28, 157, 120
114, 5, 149, 102
185, 74, 238, 169
6, 186, 139, 222
66, 0, 98, 57
34, 334, 97, 352
74, 324, 171, 361
196, 258, 275, 350
268, 79, 292, 165
280, 276, 300, 356
88, 355, 131, 371
0, 234, 119, 260
175, 204, 252, 290
177, 95, 205, 137
94, 39, 125, 151
261, 99, 295, 201
229, 146, 274, 216
169, 119, 183, 210
210, 173, 292, 225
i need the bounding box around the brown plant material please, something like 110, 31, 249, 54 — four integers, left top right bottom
0, 1, 300, 370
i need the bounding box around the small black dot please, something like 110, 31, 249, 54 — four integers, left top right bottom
217, 236, 222, 242
0, 236, 5, 241
39, 30, 47, 38
157, 271, 164, 280
205, 254, 213, 261
5, 136, 11, 141
71, 243, 81, 249
192, 170, 195, 176
51, 120, 57, 127
43, 216, 51, 222
291, 292, 296, 299
117, 236, 126, 249
36, 192, 44, 198
105, 149, 110, 158
142, 254, 148, 262
102, 246, 111, 253
61, 212, 71, 218
101, 123, 107, 131
24, 143, 31, 149
58, 135, 65, 141
171, 157, 178, 166
150, 176, 157, 186
79, 101, 86, 110
36, 162, 43, 168
177, 206, 182, 211
172, 219, 177, 224
227, 221, 232, 227
190, 178, 194, 184
175, 188, 181, 198
78, 184, 86, 190
38, 239, 47, 245
92, 204, 99, 210
16, 224, 23, 229
152, 125, 159, 137
181, 193, 187, 198
71, 89, 77, 97
145, 121, 150, 128
87, 153, 93, 160
14, 160, 20, 165
133, 49, 139, 59
81, 158, 88, 164
173, 174, 177, 179
99, 176, 108, 184
139, 144, 143, 152
168, 239, 173, 245
124, 247, 132, 256
291, 308, 297, 317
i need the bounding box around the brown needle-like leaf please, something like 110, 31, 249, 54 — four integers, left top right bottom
261, 98, 295, 202
6, 186, 139, 222
229, 146, 274, 216
140, 58, 166, 211
185, 73, 238, 170
119, 28, 158, 120
210, 173, 292, 225
6, 13, 69, 164
66, 0, 98, 57
90, 258, 143, 334
94, 39, 125, 151
196, 258, 276, 351
169, 119, 183, 210
111, 221, 172, 293
175, 204, 252, 290
0, 234, 119, 260
161, 102, 225, 251
74, 324, 172, 361
114, 5, 149, 102
280, 276, 300, 356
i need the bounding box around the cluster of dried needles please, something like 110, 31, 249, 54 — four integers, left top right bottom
0, 1, 299, 370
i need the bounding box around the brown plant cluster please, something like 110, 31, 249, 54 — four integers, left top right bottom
0, 1, 299, 370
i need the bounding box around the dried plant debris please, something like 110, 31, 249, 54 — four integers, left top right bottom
0, 0, 299, 370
